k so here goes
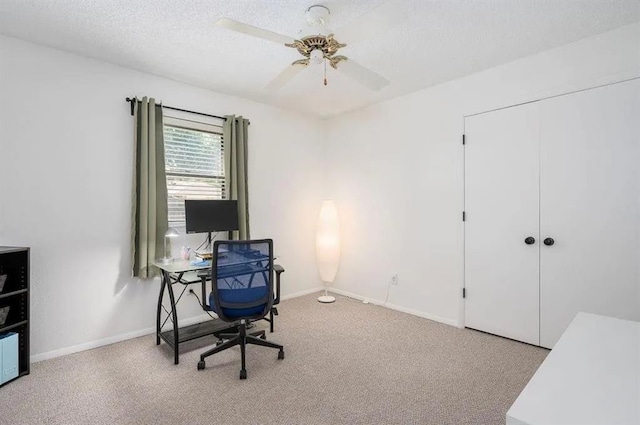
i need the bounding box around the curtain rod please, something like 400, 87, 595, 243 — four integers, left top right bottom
125, 97, 249, 125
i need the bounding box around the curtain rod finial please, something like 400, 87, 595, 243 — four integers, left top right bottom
127, 97, 136, 116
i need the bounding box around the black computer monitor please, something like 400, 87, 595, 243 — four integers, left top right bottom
185, 200, 239, 234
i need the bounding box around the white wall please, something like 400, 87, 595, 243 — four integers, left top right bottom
324, 23, 640, 327
0, 36, 325, 360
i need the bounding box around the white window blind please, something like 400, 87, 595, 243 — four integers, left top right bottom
163, 117, 224, 224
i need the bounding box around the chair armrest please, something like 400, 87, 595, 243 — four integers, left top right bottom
273, 264, 285, 305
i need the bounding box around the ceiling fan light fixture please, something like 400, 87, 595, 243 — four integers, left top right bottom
310, 49, 324, 65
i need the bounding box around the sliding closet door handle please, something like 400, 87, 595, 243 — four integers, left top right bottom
524, 237, 535, 245
544, 238, 555, 246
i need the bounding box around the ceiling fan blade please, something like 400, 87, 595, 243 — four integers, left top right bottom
264, 64, 307, 91
336, 59, 389, 91
334, 1, 406, 45
215, 18, 295, 45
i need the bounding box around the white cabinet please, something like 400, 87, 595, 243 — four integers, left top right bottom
464, 79, 640, 348
506, 314, 640, 425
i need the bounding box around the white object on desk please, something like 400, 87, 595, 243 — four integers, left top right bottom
162, 227, 180, 264
507, 313, 640, 425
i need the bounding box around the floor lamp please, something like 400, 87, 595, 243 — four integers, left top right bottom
316, 200, 340, 303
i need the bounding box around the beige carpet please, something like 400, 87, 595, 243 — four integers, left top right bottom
0, 293, 548, 425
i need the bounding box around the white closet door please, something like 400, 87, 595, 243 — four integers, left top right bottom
539, 79, 640, 348
465, 102, 540, 345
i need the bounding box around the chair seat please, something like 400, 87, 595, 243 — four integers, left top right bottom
210, 286, 268, 319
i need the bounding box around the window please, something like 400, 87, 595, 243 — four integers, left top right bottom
163, 116, 225, 226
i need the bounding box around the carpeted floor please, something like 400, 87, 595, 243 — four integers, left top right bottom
0, 293, 548, 425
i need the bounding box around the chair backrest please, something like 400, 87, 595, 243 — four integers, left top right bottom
210, 239, 274, 322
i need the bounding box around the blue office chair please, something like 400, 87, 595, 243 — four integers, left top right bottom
197, 239, 284, 379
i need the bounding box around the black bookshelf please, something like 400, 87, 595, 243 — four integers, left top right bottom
0, 247, 30, 386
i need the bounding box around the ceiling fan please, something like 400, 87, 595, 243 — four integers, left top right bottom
214, 2, 405, 91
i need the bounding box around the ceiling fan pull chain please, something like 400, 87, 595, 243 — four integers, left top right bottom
324, 58, 328, 86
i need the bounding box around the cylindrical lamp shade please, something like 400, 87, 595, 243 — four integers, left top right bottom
316, 201, 341, 283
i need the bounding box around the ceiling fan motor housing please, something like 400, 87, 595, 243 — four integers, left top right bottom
286, 34, 347, 68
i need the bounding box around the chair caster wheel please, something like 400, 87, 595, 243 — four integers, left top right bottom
197, 361, 205, 370
278, 349, 284, 360
240, 369, 247, 379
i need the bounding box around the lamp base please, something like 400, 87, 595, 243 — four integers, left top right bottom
317, 295, 336, 303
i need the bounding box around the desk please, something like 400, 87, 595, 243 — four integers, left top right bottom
506, 313, 640, 425
154, 259, 235, 365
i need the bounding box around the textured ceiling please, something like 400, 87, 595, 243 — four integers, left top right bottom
1, 0, 639, 118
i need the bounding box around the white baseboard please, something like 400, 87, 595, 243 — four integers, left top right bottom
280, 286, 324, 301
30, 313, 213, 363
328, 287, 458, 328
382, 302, 459, 328
30, 288, 324, 363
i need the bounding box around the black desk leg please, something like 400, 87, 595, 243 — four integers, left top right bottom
165, 273, 180, 364
156, 272, 167, 345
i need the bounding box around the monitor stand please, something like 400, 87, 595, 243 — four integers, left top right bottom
195, 232, 214, 260
196, 231, 234, 259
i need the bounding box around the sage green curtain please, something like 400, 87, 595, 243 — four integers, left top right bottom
131, 97, 168, 278
223, 115, 250, 240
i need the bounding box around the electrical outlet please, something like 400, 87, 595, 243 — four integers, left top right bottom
391, 274, 399, 285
